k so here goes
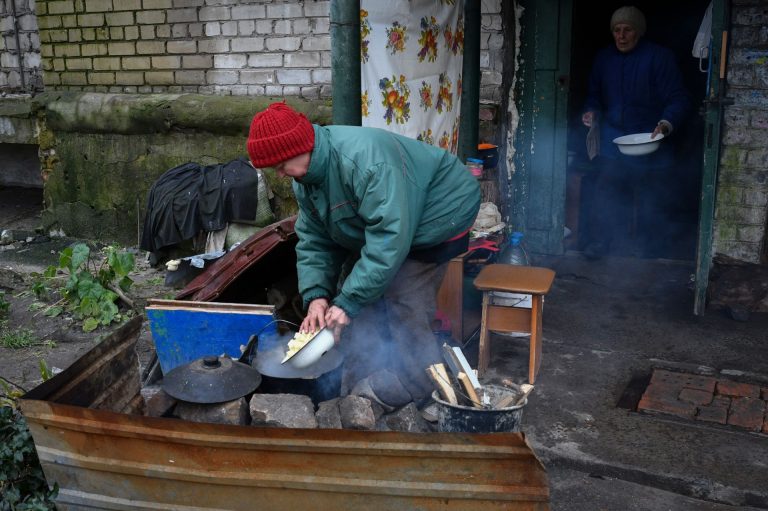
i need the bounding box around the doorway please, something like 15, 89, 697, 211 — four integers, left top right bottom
564, 1, 710, 260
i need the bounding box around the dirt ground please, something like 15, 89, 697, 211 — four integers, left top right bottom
0, 187, 170, 393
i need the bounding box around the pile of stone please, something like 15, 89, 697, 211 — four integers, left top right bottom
140, 369, 431, 433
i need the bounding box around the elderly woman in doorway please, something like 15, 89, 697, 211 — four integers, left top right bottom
581, 6, 692, 259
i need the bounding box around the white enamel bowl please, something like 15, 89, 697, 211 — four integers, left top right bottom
286, 328, 336, 369
613, 132, 664, 156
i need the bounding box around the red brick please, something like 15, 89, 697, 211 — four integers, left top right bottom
650, 369, 687, 389
717, 380, 761, 398
678, 388, 713, 405
727, 397, 766, 431
696, 396, 731, 425
638, 396, 696, 418
642, 382, 681, 402
649, 369, 717, 393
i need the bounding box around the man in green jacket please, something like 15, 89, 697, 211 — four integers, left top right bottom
247, 102, 481, 401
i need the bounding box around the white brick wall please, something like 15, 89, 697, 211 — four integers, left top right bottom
7, 0, 506, 101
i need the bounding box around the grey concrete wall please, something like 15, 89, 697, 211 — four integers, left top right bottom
0, 0, 43, 92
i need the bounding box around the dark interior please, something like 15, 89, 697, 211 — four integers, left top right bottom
566, 0, 710, 260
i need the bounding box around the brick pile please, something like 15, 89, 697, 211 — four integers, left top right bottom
638, 368, 768, 433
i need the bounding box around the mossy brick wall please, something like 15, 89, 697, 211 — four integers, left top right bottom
0, 0, 43, 92
714, 0, 768, 264
36, 92, 331, 244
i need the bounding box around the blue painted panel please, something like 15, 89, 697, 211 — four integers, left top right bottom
147, 307, 277, 373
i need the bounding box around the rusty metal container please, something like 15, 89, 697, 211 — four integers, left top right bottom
20, 316, 549, 510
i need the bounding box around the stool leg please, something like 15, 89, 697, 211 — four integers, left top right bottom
478, 292, 491, 377
529, 294, 543, 383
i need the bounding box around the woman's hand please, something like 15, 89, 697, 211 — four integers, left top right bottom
324, 305, 350, 343
301, 298, 329, 333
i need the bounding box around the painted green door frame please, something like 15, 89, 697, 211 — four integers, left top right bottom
694, 0, 729, 316
511, 0, 573, 255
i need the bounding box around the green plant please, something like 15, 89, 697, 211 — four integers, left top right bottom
0, 324, 37, 349
1, 378, 58, 510
0, 291, 9, 316
43, 244, 136, 332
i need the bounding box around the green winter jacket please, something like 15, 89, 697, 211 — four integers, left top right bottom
294, 125, 481, 318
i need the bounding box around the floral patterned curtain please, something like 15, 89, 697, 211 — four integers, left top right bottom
360, 0, 465, 154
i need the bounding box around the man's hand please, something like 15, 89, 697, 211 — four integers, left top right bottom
324, 305, 350, 343
301, 298, 329, 333
582, 111, 595, 128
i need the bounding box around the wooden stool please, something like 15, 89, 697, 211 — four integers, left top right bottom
473, 264, 556, 383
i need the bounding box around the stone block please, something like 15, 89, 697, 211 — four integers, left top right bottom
274, 19, 291, 35
122, 56, 151, 70
293, 19, 310, 35
240, 70, 274, 85
214, 54, 246, 69
175, 397, 249, 425
315, 398, 342, 429
144, 0, 172, 9
140, 25, 155, 39
249, 393, 317, 428
384, 403, 430, 433
249, 53, 283, 68
717, 380, 761, 398
145, 71, 174, 85
152, 56, 180, 69
204, 22, 221, 37
221, 21, 238, 36
231, 37, 264, 53
115, 71, 144, 86
175, 71, 205, 85
737, 225, 765, 243
167, 8, 198, 23
746, 149, 768, 168
140, 384, 177, 417
232, 5, 266, 20
285, 52, 320, 68
167, 40, 197, 54
265, 36, 301, 52
727, 397, 766, 431
199, 6, 229, 22
199, 39, 229, 53
276, 69, 311, 85
156, 25, 171, 38
205, 71, 239, 85
48, 1, 76, 15
124, 26, 139, 40
311, 69, 331, 84
54, 43, 81, 57
266, 3, 302, 18
182, 55, 213, 69
302, 36, 330, 51
238, 20, 255, 36
314, 18, 330, 34
108, 42, 136, 56
60, 72, 87, 85
78, 13, 105, 27
339, 395, 376, 430
89, 72, 115, 85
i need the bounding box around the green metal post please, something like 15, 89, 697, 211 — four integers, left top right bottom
330, 0, 362, 126
458, 0, 481, 162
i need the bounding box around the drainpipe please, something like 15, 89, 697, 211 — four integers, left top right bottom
330, 0, 361, 126
9, 0, 28, 92
458, 0, 480, 162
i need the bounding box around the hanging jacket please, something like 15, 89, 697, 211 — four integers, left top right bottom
584, 39, 692, 166
294, 125, 481, 318
140, 158, 260, 253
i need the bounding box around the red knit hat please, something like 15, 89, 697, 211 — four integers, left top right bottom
247, 102, 315, 168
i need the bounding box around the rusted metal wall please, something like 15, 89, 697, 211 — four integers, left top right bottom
21, 314, 550, 510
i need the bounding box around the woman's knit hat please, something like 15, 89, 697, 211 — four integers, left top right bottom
247, 102, 315, 168
610, 6, 646, 37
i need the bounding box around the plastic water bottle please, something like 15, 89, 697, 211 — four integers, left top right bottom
494, 232, 532, 318
498, 231, 529, 266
